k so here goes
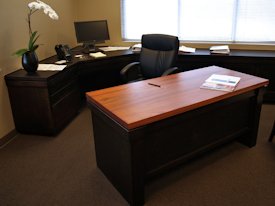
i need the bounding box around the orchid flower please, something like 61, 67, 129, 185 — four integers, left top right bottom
28, 0, 59, 20
27, 0, 58, 34
14, 0, 58, 56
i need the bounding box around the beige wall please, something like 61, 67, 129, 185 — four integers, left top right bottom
75, 0, 131, 46
1, 0, 275, 139
0, 0, 76, 139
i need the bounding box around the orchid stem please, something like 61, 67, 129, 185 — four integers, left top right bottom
27, 9, 38, 36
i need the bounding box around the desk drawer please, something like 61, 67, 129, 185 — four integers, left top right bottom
52, 87, 81, 133
50, 79, 79, 106
48, 67, 77, 95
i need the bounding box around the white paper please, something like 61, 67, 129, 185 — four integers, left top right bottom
89, 52, 107, 58
99, 46, 130, 52
210, 45, 229, 51
200, 74, 241, 92
179, 45, 196, 53
200, 82, 236, 92
38, 64, 67, 71
206, 74, 240, 86
55, 60, 67, 64
131, 44, 142, 52
209, 45, 230, 54
75, 54, 84, 58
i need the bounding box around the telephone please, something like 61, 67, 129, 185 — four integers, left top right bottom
55, 44, 72, 61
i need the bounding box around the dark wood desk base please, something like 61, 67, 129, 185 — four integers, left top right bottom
5, 49, 274, 135
89, 88, 265, 206
4, 50, 136, 135
268, 120, 275, 142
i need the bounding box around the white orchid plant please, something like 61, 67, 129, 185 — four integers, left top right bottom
14, 0, 58, 56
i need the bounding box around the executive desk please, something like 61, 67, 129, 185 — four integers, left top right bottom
5, 48, 275, 135
86, 66, 268, 206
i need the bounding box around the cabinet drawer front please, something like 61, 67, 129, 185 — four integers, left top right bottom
52, 88, 81, 133
48, 67, 77, 95
50, 79, 79, 106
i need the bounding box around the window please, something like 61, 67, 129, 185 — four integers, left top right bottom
121, 0, 275, 43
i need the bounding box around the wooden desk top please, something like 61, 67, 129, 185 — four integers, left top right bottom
86, 66, 269, 130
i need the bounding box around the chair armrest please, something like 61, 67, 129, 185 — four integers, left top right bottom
120, 62, 142, 83
161, 67, 182, 76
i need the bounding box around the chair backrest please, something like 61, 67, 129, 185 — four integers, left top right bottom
140, 34, 179, 79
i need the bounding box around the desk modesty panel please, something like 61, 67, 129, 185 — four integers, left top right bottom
86, 66, 269, 130
86, 66, 268, 206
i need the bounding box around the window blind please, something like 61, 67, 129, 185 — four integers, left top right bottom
121, 0, 275, 43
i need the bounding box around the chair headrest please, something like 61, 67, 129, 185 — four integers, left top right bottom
141, 34, 179, 51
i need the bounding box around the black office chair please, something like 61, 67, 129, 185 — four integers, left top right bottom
120, 34, 180, 83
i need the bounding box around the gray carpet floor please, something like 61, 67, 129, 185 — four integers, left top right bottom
0, 104, 275, 206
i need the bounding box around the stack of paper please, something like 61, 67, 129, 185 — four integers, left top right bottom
89, 52, 107, 58
179, 45, 196, 53
131, 44, 142, 52
99, 46, 130, 52
38, 64, 67, 71
200, 74, 241, 92
209, 45, 230, 54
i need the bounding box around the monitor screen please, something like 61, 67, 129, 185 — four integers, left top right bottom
74, 20, 110, 44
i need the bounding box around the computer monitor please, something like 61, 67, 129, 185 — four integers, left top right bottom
74, 20, 110, 52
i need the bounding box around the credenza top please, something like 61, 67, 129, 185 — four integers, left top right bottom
86, 66, 269, 130
5, 48, 275, 81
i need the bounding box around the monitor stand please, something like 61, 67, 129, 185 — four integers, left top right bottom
82, 41, 104, 54
82, 42, 100, 54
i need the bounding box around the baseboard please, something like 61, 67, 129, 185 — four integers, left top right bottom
0, 129, 18, 148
